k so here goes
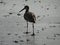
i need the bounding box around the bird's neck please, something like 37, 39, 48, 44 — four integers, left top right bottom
25, 9, 29, 13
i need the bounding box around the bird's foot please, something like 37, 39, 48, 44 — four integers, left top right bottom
23, 32, 31, 34
31, 33, 35, 36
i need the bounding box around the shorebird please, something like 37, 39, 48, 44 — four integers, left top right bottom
18, 5, 36, 36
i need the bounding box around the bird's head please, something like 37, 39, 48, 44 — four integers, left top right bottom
19, 5, 29, 12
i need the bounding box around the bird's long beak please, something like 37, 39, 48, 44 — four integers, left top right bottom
19, 8, 25, 12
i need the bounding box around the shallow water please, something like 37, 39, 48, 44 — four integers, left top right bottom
0, 0, 60, 45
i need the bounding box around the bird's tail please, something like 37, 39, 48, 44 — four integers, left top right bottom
33, 21, 35, 23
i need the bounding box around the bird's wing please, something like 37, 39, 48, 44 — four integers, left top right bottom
26, 12, 36, 21
32, 12, 36, 21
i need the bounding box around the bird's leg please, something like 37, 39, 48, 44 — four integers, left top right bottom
25, 21, 29, 34
27, 22, 28, 32
31, 23, 35, 36
24, 21, 30, 34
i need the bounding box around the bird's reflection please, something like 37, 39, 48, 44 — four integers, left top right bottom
25, 34, 36, 45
